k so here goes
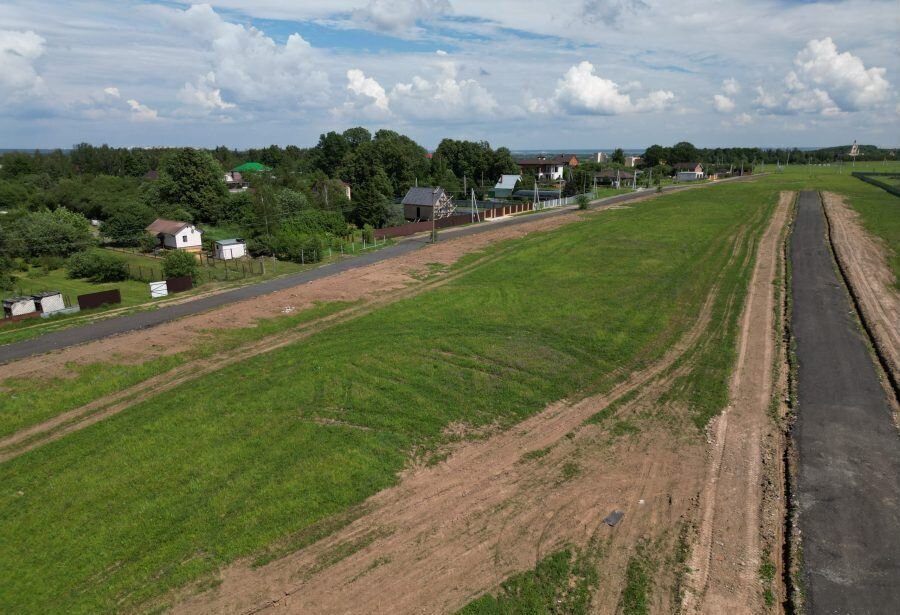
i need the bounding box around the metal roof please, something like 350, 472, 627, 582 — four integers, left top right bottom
401, 186, 446, 207
146, 218, 197, 236
215, 238, 245, 246
494, 174, 521, 189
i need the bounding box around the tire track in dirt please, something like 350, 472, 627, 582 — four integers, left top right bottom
161, 214, 761, 615
682, 192, 791, 614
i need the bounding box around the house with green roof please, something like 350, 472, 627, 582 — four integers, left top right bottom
232, 162, 271, 173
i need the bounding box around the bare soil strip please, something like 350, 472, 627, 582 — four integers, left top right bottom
162, 214, 762, 614
682, 193, 790, 614
821, 191, 900, 394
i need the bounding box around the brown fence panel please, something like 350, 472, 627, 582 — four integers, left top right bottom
165, 275, 193, 293
77, 289, 122, 310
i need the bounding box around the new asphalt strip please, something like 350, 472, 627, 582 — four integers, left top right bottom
1, 184, 723, 365
791, 191, 900, 614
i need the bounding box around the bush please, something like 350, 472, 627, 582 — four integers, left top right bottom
273, 231, 326, 264
162, 250, 200, 280
576, 195, 590, 210
67, 250, 129, 282
362, 224, 375, 243
38, 255, 66, 274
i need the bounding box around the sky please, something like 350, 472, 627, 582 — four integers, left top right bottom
1, 0, 898, 150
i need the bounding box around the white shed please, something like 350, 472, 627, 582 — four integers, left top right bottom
214, 238, 246, 260
3, 296, 36, 317
32, 291, 66, 314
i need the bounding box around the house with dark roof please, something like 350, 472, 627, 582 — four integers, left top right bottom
401, 186, 454, 221
517, 155, 579, 181
224, 171, 248, 192
146, 218, 203, 253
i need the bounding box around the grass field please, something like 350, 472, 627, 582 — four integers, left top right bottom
755, 163, 900, 287
0, 179, 781, 613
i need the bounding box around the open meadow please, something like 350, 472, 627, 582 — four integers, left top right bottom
1, 164, 898, 614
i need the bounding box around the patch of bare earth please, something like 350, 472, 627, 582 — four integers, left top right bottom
682, 193, 791, 614
822, 191, 900, 388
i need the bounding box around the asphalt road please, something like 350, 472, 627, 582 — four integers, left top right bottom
790, 191, 900, 614
0, 178, 751, 365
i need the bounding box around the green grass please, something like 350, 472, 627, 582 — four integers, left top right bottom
620, 548, 653, 615
456, 548, 598, 615
0, 182, 777, 613
9, 262, 152, 309
0, 301, 352, 439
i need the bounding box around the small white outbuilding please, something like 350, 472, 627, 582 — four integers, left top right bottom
214, 238, 246, 260
32, 291, 66, 314
3, 296, 36, 317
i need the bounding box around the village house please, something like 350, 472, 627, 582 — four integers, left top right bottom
625, 155, 642, 167
596, 152, 609, 163
223, 171, 249, 192
673, 162, 705, 181
594, 169, 635, 188
214, 238, 246, 260
146, 218, 203, 253
517, 155, 579, 181
401, 186, 454, 221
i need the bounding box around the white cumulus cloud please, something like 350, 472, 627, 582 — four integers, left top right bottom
103, 86, 120, 98
0, 29, 46, 101
722, 77, 740, 96
390, 62, 498, 119
352, 0, 452, 33
127, 98, 158, 121
157, 3, 329, 108
754, 38, 893, 116
347, 69, 390, 112
713, 94, 735, 113
179, 72, 235, 113
533, 61, 674, 115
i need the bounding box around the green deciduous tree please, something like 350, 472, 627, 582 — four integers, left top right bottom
162, 250, 200, 281
154, 149, 228, 223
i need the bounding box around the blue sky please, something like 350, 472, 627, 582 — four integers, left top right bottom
1, 0, 897, 150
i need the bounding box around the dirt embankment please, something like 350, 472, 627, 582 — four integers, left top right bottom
822, 191, 900, 395
682, 193, 791, 614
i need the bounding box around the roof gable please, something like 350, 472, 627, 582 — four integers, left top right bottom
401, 186, 447, 207
146, 218, 199, 236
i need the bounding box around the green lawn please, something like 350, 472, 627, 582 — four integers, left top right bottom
0, 180, 778, 614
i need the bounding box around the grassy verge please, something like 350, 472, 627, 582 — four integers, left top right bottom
0, 300, 352, 439
455, 548, 598, 615
0, 183, 771, 613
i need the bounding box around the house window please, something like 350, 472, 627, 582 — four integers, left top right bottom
182, 235, 188, 243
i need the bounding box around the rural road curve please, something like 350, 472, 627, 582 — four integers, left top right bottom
791, 191, 900, 614
0, 178, 751, 365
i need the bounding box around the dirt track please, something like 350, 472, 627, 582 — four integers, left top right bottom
683, 193, 790, 614
163, 206, 767, 615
